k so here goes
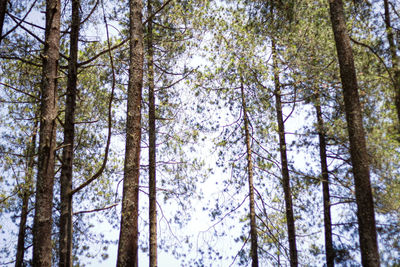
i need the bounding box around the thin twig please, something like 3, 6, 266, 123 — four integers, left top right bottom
229, 232, 250, 267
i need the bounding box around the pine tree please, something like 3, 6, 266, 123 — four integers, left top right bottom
59, 0, 80, 266
272, 39, 298, 267
117, 0, 143, 265
314, 91, 334, 267
146, 0, 157, 266
328, 0, 380, 265
240, 79, 259, 267
383, 0, 400, 134
32, 0, 61, 265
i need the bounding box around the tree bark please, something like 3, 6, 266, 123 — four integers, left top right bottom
272, 40, 298, 267
147, 0, 157, 266
16, 123, 37, 267
117, 0, 143, 265
314, 92, 334, 267
59, 0, 80, 266
32, 0, 61, 266
328, 0, 380, 266
383, 0, 400, 132
240, 81, 259, 267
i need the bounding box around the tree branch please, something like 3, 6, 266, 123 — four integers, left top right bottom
73, 203, 118, 215
70, 0, 116, 196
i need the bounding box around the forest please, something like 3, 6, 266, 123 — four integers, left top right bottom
0, 0, 399, 266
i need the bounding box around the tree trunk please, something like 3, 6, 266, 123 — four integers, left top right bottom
32, 0, 61, 266
16, 123, 37, 267
272, 40, 298, 267
0, 0, 6, 41
117, 0, 143, 265
314, 92, 334, 267
328, 0, 380, 266
59, 0, 79, 266
15, 193, 29, 267
147, 0, 157, 266
240, 81, 259, 267
383, 0, 400, 132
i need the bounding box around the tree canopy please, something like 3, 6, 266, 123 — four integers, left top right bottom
0, 0, 399, 266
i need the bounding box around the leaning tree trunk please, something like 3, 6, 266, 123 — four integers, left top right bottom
383, 0, 400, 133
16, 122, 38, 267
328, 0, 380, 266
32, 0, 61, 266
314, 91, 334, 267
117, 0, 143, 266
272, 40, 298, 267
240, 80, 259, 267
147, 0, 157, 266
59, 0, 80, 266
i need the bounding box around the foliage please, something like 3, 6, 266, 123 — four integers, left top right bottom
0, 0, 399, 265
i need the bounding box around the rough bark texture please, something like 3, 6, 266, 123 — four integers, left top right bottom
314, 92, 334, 267
16, 124, 37, 267
240, 82, 259, 267
147, 0, 157, 266
0, 0, 6, 41
117, 0, 143, 266
383, 0, 400, 131
328, 0, 380, 266
32, 0, 61, 266
272, 40, 298, 267
59, 0, 79, 266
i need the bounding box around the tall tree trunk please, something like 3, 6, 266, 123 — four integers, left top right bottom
32, 0, 61, 265
0, 0, 6, 41
328, 0, 380, 266
16, 123, 38, 267
117, 0, 143, 265
272, 40, 298, 267
383, 0, 400, 132
314, 91, 334, 267
59, 0, 80, 266
147, 0, 157, 266
240, 81, 259, 267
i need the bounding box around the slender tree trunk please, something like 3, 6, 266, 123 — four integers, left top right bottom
147, 0, 157, 266
383, 0, 400, 132
314, 91, 334, 267
59, 0, 79, 266
16, 193, 29, 267
0, 0, 6, 41
16, 123, 37, 267
32, 0, 60, 266
271, 40, 298, 267
117, 0, 143, 265
328, 1, 380, 266
240, 81, 259, 267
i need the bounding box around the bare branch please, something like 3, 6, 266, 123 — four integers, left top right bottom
70, 1, 116, 196
142, 0, 173, 26
73, 203, 119, 215
0, 82, 39, 100
350, 36, 395, 85
1, 0, 38, 42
